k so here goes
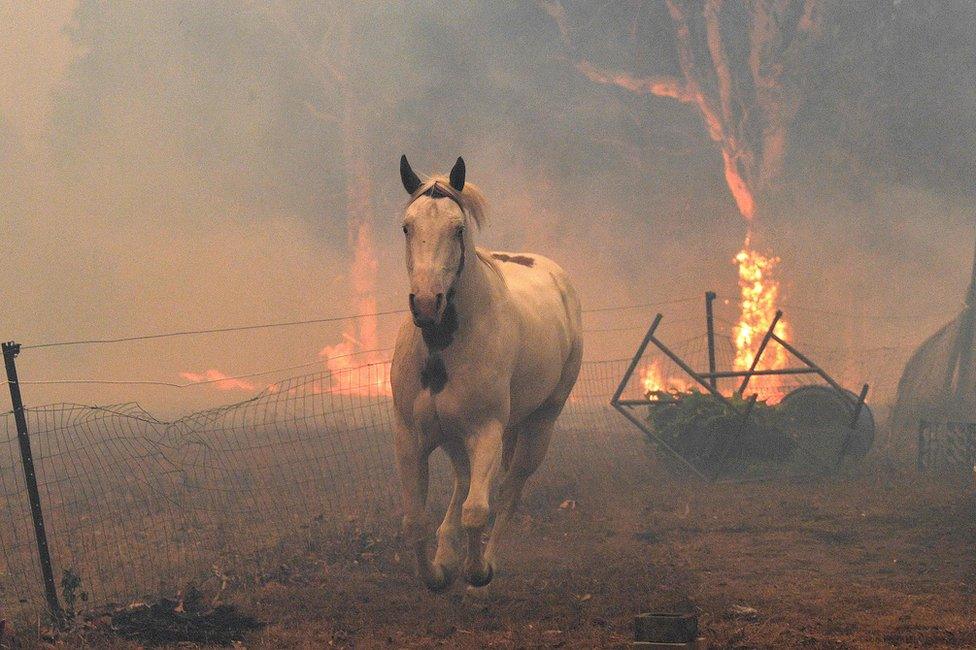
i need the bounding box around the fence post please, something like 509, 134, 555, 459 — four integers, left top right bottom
704, 291, 717, 390
2, 342, 63, 624
737, 310, 782, 396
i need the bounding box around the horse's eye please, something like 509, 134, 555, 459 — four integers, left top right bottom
402, 224, 408, 235
455, 226, 464, 239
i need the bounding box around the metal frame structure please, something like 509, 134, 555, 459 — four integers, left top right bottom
916, 419, 976, 473
914, 239, 976, 474
610, 293, 870, 480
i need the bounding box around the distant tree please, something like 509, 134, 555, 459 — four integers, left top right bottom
254, 2, 383, 350
543, 0, 976, 203
792, 0, 976, 194
541, 0, 824, 220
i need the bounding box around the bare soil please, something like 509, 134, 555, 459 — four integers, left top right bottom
7, 462, 976, 648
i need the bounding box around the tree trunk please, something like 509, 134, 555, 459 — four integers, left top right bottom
337, 15, 379, 352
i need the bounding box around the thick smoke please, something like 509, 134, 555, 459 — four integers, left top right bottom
0, 1, 973, 415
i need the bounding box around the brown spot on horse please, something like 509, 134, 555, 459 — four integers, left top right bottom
491, 253, 535, 267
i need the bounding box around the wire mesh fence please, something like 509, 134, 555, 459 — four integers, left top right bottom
0, 356, 653, 622
0, 307, 914, 624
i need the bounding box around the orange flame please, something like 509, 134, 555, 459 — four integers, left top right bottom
179, 369, 256, 392
732, 235, 791, 400
179, 218, 391, 397
319, 332, 391, 396
317, 221, 391, 397
639, 360, 692, 399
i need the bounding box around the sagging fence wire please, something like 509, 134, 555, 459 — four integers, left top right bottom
0, 355, 652, 622
4, 300, 706, 391
4, 347, 397, 389
18, 310, 412, 351
8, 329, 704, 389
0, 296, 918, 624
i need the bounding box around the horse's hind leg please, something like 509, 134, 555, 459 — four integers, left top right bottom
484, 403, 559, 571
485, 341, 581, 572
431, 439, 469, 587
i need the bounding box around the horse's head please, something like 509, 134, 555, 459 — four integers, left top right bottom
399, 155, 482, 328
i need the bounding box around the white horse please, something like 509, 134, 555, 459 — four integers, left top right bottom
391, 156, 582, 591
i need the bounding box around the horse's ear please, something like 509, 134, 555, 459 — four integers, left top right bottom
449, 157, 465, 192
400, 155, 422, 195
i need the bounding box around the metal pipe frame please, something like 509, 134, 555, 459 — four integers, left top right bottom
610, 298, 876, 481
737, 310, 782, 395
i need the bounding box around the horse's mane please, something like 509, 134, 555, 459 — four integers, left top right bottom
410, 175, 487, 230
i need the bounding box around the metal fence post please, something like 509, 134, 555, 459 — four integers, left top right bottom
2, 342, 64, 624
916, 420, 928, 473
704, 291, 717, 390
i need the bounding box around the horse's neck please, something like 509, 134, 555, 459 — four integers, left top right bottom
452, 247, 500, 334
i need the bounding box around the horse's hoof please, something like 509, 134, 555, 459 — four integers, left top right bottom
463, 582, 492, 603
424, 564, 456, 593
465, 562, 493, 588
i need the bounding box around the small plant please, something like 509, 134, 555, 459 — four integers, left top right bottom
60, 568, 88, 619
646, 390, 794, 474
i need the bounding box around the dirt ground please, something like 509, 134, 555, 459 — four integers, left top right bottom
7, 460, 976, 649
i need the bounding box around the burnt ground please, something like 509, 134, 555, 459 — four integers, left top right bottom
6, 462, 976, 648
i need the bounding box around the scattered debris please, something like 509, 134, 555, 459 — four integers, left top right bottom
635, 528, 662, 544
211, 565, 230, 606
727, 605, 760, 621
60, 568, 88, 620
110, 594, 262, 647
634, 612, 699, 645
807, 527, 857, 546
559, 499, 577, 510
38, 625, 58, 643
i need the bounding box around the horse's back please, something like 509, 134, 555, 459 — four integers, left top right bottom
485, 249, 582, 420
487, 250, 580, 333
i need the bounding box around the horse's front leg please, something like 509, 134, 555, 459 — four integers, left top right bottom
432, 439, 469, 586
461, 419, 504, 587
394, 417, 450, 592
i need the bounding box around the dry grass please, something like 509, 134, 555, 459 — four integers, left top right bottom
5, 457, 976, 648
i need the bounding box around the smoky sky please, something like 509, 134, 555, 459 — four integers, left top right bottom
1, 1, 973, 415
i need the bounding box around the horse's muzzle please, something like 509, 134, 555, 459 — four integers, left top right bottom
410, 292, 444, 327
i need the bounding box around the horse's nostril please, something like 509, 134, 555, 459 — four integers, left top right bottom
435, 293, 444, 310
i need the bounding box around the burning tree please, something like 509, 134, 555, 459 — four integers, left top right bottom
543, 0, 822, 221
542, 0, 823, 396
255, 2, 388, 393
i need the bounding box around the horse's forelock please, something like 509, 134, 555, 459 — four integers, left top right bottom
410, 175, 486, 229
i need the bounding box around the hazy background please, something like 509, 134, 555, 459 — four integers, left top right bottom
0, 1, 973, 416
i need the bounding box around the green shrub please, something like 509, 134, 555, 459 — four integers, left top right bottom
646, 391, 795, 474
